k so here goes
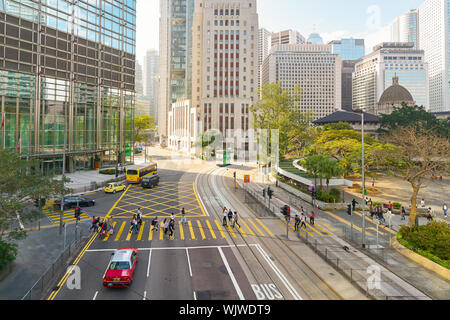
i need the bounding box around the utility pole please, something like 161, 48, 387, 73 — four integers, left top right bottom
361, 111, 366, 248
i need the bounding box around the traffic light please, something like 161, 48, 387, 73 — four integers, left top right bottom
286, 206, 291, 217
281, 205, 290, 216
347, 204, 352, 216
75, 207, 81, 221
268, 188, 274, 200
312, 189, 317, 199
233, 172, 236, 179
263, 188, 266, 199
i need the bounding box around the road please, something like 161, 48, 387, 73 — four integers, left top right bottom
47, 149, 341, 300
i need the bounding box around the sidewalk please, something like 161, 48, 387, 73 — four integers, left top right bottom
227, 165, 449, 299
56, 169, 126, 195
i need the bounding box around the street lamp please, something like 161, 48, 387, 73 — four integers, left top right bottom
361, 109, 366, 248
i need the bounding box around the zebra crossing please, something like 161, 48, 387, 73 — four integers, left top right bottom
43, 207, 90, 224
98, 217, 334, 242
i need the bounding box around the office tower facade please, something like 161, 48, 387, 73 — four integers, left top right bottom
271, 29, 305, 47
136, 61, 144, 96
419, 0, 450, 112
258, 28, 271, 92
192, 0, 259, 152
341, 61, 358, 111
144, 49, 159, 122
261, 44, 342, 120
0, 0, 136, 174
330, 39, 365, 61
353, 43, 429, 114
159, 0, 195, 140
390, 9, 419, 50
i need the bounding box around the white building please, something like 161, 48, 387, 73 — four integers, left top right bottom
390, 9, 419, 49
419, 0, 450, 112
261, 43, 342, 120
258, 28, 272, 92
271, 29, 305, 47
168, 99, 198, 154
353, 43, 429, 113
191, 0, 259, 155
144, 49, 159, 122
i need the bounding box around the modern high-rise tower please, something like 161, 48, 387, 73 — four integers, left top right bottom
258, 28, 271, 92
144, 49, 159, 121
390, 9, 419, 50
159, 0, 195, 141
271, 29, 305, 47
0, 0, 136, 174
419, 0, 450, 112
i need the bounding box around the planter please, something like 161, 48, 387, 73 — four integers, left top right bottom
94, 161, 101, 170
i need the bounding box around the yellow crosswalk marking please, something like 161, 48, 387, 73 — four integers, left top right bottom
115, 222, 126, 241
179, 221, 185, 240
255, 218, 274, 237
188, 221, 195, 240
247, 219, 265, 237
214, 220, 227, 239
137, 222, 145, 241
240, 220, 255, 237
148, 224, 154, 241
307, 224, 324, 236
159, 222, 164, 240
318, 221, 338, 233
197, 220, 206, 239
103, 222, 116, 242
314, 223, 333, 236
205, 220, 216, 239
227, 224, 237, 238
126, 225, 133, 241
236, 224, 247, 237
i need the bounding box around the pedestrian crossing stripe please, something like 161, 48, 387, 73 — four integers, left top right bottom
226, 224, 237, 238
45, 209, 90, 224
214, 220, 227, 239
137, 222, 145, 241
188, 221, 195, 240
115, 222, 126, 242
205, 220, 216, 239
197, 220, 206, 240
240, 220, 255, 237
255, 218, 275, 237
179, 221, 185, 240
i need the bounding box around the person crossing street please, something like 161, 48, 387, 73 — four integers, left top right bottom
181, 208, 187, 225
294, 215, 301, 231
222, 207, 228, 226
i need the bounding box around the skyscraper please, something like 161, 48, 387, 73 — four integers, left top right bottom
136, 61, 144, 96
390, 9, 419, 50
330, 39, 365, 61
261, 44, 342, 120
144, 49, 159, 122
191, 0, 259, 150
353, 43, 429, 114
271, 29, 305, 47
419, 0, 450, 112
307, 33, 324, 44
0, 0, 136, 174
259, 28, 272, 92
159, 0, 195, 141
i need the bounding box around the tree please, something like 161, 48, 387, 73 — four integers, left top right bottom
380, 126, 450, 228
134, 115, 156, 144
302, 155, 326, 189
318, 157, 345, 192
378, 103, 450, 138
250, 82, 304, 159
0, 150, 71, 270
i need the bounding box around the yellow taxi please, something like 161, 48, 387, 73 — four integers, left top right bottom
105, 182, 126, 194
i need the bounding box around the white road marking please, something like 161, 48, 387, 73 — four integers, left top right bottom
93, 291, 98, 300
143, 291, 147, 300
186, 248, 193, 277
254, 244, 303, 300
86, 244, 254, 253
218, 247, 245, 300
147, 249, 152, 278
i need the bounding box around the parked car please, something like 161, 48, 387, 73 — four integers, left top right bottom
104, 182, 126, 194
103, 248, 138, 288
54, 197, 95, 210
142, 175, 160, 189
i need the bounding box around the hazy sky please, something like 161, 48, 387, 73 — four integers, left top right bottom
136, 0, 424, 63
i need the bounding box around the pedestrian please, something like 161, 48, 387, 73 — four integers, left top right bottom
181, 208, 187, 225
228, 209, 233, 225
310, 211, 315, 225
151, 216, 159, 232
300, 207, 305, 217
222, 207, 228, 226
369, 202, 374, 219
368, 198, 373, 207
365, 197, 369, 205
301, 214, 307, 229
137, 208, 143, 229
100, 220, 108, 239
294, 215, 301, 231
90, 216, 99, 232
130, 215, 138, 234
169, 219, 175, 240
401, 207, 406, 221
420, 199, 425, 208
171, 213, 175, 222
388, 201, 393, 212
352, 199, 358, 212
163, 218, 170, 238
233, 211, 241, 229
427, 208, 433, 222
443, 204, 448, 218
371, 178, 375, 187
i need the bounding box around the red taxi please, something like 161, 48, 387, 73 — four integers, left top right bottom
103, 248, 138, 288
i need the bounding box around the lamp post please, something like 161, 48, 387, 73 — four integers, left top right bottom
361, 110, 366, 248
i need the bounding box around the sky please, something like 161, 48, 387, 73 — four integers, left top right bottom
136, 0, 424, 64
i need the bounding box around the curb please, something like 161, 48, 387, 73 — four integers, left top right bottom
391, 236, 450, 281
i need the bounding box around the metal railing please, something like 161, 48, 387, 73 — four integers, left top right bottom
21, 234, 90, 300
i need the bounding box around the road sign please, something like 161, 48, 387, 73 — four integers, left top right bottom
244, 175, 250, 184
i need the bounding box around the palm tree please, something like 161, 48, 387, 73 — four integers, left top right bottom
302, 155, 325, 189
318, 157, 345, 192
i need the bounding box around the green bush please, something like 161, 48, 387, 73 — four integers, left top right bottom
0, 241, 18, 271
329, 188, 341, 202
398, 222, 450, 269
373, 202, 382, 207
99, 169, 117, 175
317, 189, 338, 203
393, 202, 402, 210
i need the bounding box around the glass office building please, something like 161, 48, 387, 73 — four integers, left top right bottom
330, 39, 365, 61
390, 9, 419, 50
0, 0, 136, 174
